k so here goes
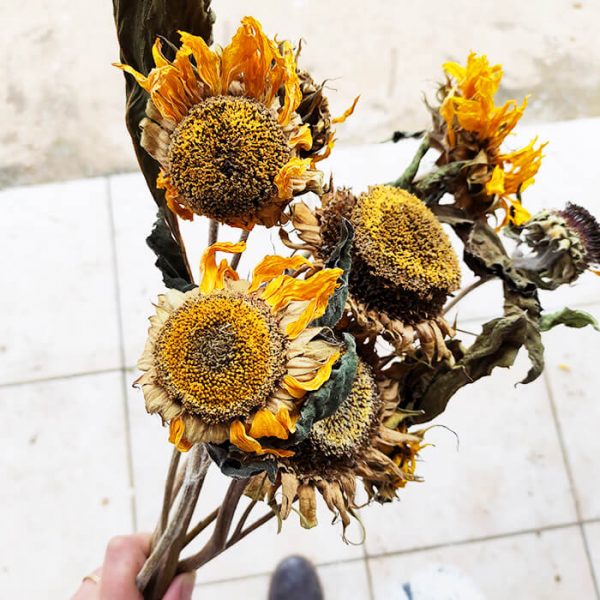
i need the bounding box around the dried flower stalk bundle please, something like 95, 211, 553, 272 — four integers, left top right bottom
112, 2, 599, 598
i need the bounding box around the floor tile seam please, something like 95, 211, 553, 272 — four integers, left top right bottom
0, 367, 123, 389
106, 178, 138, 532
579, 523, 600, 600
542, 370, 583, 518
363, 519, 583, 561
194, 555, 368, 588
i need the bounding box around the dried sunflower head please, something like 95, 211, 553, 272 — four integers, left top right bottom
136, 242, 344, 455
511, 203, 600, 287
115, 17, 355, 229
286, 185, 460, 359
430, 52, 546, 227
246, 359, 426, 534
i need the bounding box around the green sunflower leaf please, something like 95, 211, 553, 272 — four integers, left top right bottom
206, 444, 278, 482
463, 220, 536, 294
312, 219, 354, 329
146, 210, 195, 291
289, 333, 359, 443
403, 286, 544, 423
539, 307, 600, 332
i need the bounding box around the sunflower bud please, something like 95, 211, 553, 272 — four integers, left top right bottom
511, 203, 600, 286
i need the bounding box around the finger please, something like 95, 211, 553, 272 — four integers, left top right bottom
70, 567, 102, 600
99, 533, 152, 600
162, 572, 196, 600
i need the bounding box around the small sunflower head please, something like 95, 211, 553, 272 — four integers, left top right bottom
429, 52, 545, 227
512, 203, 600, 286
322, 185, 461, 322
245, 360, 425, 534
136, 242, 343, 455
115, 17, 356, 229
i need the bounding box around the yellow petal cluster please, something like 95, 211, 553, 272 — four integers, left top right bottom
441, 52, 546, 226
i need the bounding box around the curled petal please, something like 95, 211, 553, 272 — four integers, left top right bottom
248, 407, 295, 439
156, 171, 194, 220
332, 95, 359, 124
199, 241, 246, 294
283, 350, 340, 398
288, 124, 313, 151
229, 420, 295, 457
249, 254, 312, 292
168, 417, 192, 452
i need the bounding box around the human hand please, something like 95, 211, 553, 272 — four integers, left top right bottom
71, 533, 195, 600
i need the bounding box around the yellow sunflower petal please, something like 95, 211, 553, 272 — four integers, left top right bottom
261, 268, 342, 338
199, 241, 246, 294
507, 199, 531, 227
249, 408, 290, 440
278, 40, 302, 126
156, 171, 194, 221
151, 38, 170, 68
168, 417, 192, 452
312, 134, 336, 164
113, 62, 151, 91
222, 17, 286, 103
274, 157, 314, 198
485, 165, 506, 197
282, 350, 340, 399
230, 420, 295, 457
249, 254, 312, 293
332, 95, 359, 124
288, 124, 313, 151
178, 31, 222, 96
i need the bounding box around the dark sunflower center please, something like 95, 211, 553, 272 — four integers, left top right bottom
320, 186, 461, 321
167, 96, 289, 222
308, 361, 381, 460
153, 292, 286, 423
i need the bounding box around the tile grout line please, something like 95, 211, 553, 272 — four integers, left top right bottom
362, 538, 376, 600
105, 176, 139, 533
364, 519, 590, 563
0, 367, 123, 390
542, 369, 600, 599
195, 517, 600, 589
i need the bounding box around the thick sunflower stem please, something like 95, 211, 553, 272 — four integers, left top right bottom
177, 478, 249, 572
390, 136, 430, 190
208, 219, 219, 245
138, 444, 210, 600
152, 448, 181, 545
230, 229, 250, 270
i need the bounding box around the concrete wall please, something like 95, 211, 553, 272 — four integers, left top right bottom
2, 0, 599, 187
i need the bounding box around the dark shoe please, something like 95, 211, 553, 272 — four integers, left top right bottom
268, 555, 324, 600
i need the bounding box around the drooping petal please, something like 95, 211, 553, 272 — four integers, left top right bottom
275, 158, 319, 198
156, 171, 195, 221
248, 407, 292, 439
282, 350, 340, 398
332, 95, 360, 124
288, 124, 313, 151
249, 254, 312, 292
229, 420, 295, 457
260, 268, 342, 338
199, 241, 246, 294
168, 417, 193, 452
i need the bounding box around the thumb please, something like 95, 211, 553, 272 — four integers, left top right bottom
162, 572, 196, 600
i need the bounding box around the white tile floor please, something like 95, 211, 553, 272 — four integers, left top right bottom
1, 119, 600, 599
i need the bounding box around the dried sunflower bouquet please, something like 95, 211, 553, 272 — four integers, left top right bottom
111, 2, 599, 598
